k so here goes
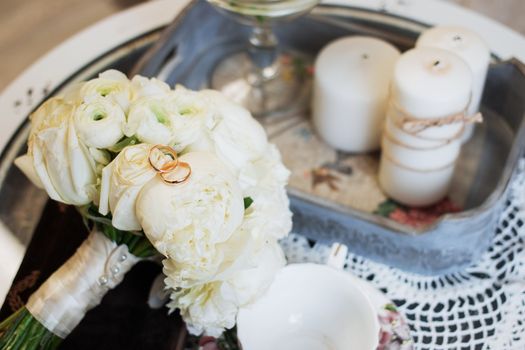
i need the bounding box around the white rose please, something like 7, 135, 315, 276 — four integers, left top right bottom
165, 237, 285, 336
240, 144, 292, 239
78, 70, 132, 112
98, 144, 158, 231
189, 89, 267, 172
15, 98, 96, 205
136, 151, 244, 285
131, 75, 171, 99
73, 96, 126, 149
125, 87, 214, 152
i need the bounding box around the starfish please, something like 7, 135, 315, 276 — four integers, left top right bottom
311, 167, 340, 191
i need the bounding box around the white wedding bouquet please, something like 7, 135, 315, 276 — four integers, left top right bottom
0, 70, 292, 349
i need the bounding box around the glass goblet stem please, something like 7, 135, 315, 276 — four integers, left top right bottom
247, 24, 280, 86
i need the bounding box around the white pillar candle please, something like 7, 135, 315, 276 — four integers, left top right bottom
392, 47, 472, 119
379, 156, 456, 207
416, 26, 490, 141
416, 26, 490, 117
382, 135, 461, 170
312, 36, 400, 152
379, 47, 472, 207
385, 105, 464, 149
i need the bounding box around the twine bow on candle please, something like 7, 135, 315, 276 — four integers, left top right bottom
401, 112, 482, 134
392, 101, 483, 135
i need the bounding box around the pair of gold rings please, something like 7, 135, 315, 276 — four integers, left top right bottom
148, 145, 191, 184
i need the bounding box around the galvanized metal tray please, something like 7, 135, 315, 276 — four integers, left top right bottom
132, 0, 525, 275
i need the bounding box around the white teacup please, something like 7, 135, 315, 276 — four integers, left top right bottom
237, 262, 380, 350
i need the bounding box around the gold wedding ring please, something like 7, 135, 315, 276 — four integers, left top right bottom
148, 145, 179, 173
148, 145, 192, 184
160, 161, 192, 184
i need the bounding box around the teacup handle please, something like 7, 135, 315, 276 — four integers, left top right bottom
326, 242, 348, 270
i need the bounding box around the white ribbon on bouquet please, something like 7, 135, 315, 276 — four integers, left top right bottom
26, 230, 139, 338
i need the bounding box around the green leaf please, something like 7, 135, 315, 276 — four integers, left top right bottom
373, 200, 399, 217
243, 197, 254, 210
385, 303, 397, 312
217, 326, 241, 350
255, 15, 265, 24
107, 135, 139, 153
79, 204, 157, 258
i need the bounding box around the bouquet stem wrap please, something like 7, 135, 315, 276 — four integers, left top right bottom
26, 230, 139, 338
0, 229, 143, 349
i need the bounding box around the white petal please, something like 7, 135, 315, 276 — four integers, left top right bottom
99, 69, 128, 81
31, 141, 62, 202
67, 120, 96, 204
74, 97, 125, 148
98, 162, 113, 215
14, 154, 44, 188
137, 152, 244, 290
33, 127, 74, 204
111, 187, 143, 231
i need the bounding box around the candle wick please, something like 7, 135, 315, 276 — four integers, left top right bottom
433, 60, 441, 67
362, 53, 369, 60
453, 35, 462, 42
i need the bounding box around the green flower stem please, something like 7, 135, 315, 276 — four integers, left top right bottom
0, 308, 61, 350
97, 223, 156, 258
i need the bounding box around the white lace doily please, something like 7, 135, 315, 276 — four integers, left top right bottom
280, 159, 525, 350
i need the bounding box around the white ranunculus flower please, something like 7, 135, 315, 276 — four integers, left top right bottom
239, 144, 292, 239
136, 151, 244, 287
165, 236, 285, 336
124, 96, 175, 146
124, 87, 214, 151
78, 70, 132, 111
189, 89, 268, 172
168, 86, 217, 152
15, 97, 96, 205
98, 143, 158, 231
130, 75, 171, 99
73, 96, 126, 149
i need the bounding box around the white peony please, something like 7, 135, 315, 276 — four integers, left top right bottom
188, 89, 268, 172
168, 281, 238, 337
98, 144, 158, 231
73, 95, 126, 149
15, 97, 97, 205
162, 143, 292, 336
239, 144, 292, 239
124, 86, 215, 152
165, 236, 285, 336
136, 151, 244, 286
226, 238, 285, 305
